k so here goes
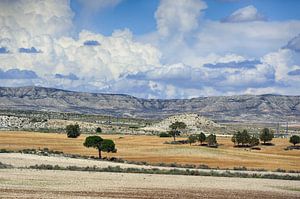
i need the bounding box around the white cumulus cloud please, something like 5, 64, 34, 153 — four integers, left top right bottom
222, 5, 266, 23
155, 0, 207, 36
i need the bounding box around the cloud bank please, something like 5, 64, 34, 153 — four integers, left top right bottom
0, 0, 300, 99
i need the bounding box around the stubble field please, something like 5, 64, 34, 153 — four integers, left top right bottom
0, 131, 299, 171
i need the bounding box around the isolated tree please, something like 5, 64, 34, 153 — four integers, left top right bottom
197, 132, 206, 145
83, 136, 104, 158
188, 135, 197, 146
169, 121, 187, 141
249, 136, 260, 147
96, 127, 102, 133
206, 134, 217, 147
66, 124, 80, 138
289, 135, 300, 146
260, 128, 274, 144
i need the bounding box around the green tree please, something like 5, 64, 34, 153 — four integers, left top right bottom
206, 134, 217, 147
249, 136, 260, 147
100, 139, 116, 153
232, 130, 251, 146
234, 131, 243, 146
197, 132, 206, 145
169, 121, 187, 141
83, 136, 103, 158
188, 134, 197, 146
240, 130, 251, 146
289, 135, 300, 146
66, 124, 80, 138
260, 128, 274, 144
96, 127, 102, 133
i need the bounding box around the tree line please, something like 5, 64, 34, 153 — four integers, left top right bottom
166, 122, 300, 147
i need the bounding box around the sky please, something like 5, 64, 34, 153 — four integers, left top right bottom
0, 0, 300, 99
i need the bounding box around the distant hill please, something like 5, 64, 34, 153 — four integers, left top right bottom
142, 113, 221, 133
0, 86, 299, 122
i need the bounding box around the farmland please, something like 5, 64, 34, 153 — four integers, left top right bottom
0, 131, 299, 171
1, 169, 299, 199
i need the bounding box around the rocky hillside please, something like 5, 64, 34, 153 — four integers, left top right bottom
0, 86, 299, 122
143, 113, 221, 133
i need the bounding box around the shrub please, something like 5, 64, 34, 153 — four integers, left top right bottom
66, 124, 80, 138
159, 132, 172, 137
289, 135, 300, 146
96, 127, 102, 133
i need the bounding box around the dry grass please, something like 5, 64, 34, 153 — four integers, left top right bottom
0, 131, 299, 170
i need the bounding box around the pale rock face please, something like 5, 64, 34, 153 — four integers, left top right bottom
143, 113, 220, 133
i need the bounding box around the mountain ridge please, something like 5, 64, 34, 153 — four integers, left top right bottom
0, 86, 299, 122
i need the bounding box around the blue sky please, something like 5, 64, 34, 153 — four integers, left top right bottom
71, 0, 300, 35
0, 0, 300, 98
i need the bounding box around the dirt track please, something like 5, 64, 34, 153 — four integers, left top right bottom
0, 169, 299, 199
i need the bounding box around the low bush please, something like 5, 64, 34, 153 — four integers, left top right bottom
0, 149, 13, 153
159, 132, 172, 137
26, 164, 300, 181
275, 168, 286, 173
164, 140, 189, 144
233, 166, 248, 171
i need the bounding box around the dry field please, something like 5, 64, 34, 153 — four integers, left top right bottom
1, 169, 300, 199
0, 131, 299, 171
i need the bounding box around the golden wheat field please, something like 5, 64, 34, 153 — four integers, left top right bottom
0, 131, 299, 171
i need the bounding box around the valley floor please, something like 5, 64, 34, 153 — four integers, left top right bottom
0, 131, 299, 171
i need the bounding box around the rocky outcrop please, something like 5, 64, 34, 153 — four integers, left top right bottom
143, 113, 220, 133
